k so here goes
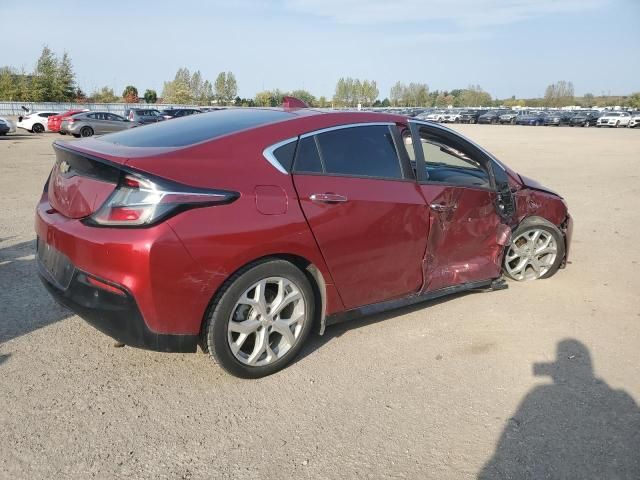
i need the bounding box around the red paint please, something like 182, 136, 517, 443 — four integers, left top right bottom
48, 110, 87, 133
293, 175, 429, 309
36, 109, 572, 340
419, 185, 505, 291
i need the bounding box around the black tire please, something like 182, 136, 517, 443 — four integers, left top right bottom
72, 134, 81, 138
59, 131, 67, 135
503, 217, 565, 281
80, 126, 93, 137
32, 123, 44, 134
510, 118, 516, 125
203, 259, 315, 378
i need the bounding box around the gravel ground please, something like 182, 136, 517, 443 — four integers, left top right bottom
1, 125, 639, 479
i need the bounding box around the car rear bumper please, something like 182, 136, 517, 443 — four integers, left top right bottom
35, 197, 215, 348
38, 262, 198, 352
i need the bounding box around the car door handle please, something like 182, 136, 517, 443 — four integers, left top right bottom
310, 193, 348, 203
430, 203, 455, 212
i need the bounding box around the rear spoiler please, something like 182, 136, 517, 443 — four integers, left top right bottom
282, 96, 308, 109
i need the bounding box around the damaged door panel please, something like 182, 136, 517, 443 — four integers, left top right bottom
406, 120, 514, 291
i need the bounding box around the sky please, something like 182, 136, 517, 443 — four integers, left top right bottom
1, 0, 638, 100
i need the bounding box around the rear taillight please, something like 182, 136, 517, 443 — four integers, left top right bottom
85, 172, 238, 227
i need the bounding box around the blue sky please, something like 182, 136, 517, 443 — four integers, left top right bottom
1, 0, 638, 99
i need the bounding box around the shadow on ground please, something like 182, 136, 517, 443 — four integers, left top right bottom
0, 238, 71, 348
478, 339, 640, 479
298, 290, 480, 362
0, 134, 38, 140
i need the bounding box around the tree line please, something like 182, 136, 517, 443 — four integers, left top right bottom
1, 47, 639, 109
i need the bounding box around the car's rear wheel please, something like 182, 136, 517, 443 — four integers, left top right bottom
510, 118, 516, 125
32, 123, 44, 134
503, 219, 565, 282
80, 126, 93, 137
204, 259, 315, 378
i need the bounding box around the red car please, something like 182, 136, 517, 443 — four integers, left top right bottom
36, 108, 573, 377
48, 109, 89, 134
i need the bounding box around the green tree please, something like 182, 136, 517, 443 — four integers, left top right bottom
31, 46, 58, 101
122, 85, 139, 103
162, 68, 192, 104
581, 93, 595, 107
544, 80, 574, 107
143, 89, 158, 103
92, 86, 119, 103
628, 92, 640, 109
214, 71, 238, 105
289, 89, 316, 107
457, 85, 492, 107
55, 52, 76, 101
0, 67, 18, 100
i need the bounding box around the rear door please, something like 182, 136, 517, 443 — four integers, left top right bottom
406, 121, 513, 292
292, 123, 430, 310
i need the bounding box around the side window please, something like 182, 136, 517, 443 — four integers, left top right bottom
315, 125, 402, 179
87, 113, 96, 119
108, 114, 124, 121
272, 141, 296, 172
405, 130, 490, 188
293, 136, 322, 173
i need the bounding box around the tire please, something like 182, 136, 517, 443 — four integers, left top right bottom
32, 123, 44, 134
59, 131, 66, 135
503, 218, 565, 282
72, 134, 81, 138
203, 259, 315, 378
510, 118, 516, 125
80, 126, 93, 137
615, 121, 620, 128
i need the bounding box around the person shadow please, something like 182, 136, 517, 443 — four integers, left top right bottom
478, 339, 640, 479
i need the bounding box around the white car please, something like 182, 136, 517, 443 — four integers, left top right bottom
628, 111, 640, 128
423, 110, 447, 122
0, 116, 16, 135
596, 111, 631, 128
16, 111, 59, 133
442, 111, 462, 123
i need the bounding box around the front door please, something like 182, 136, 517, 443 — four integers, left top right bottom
292, 123, 430, 310
406, 122, 511, 292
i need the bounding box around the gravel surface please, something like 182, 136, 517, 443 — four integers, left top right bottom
1, 126, 639, 479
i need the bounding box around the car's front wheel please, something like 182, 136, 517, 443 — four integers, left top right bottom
503, 218, 565, 281
203, 259, 315, 378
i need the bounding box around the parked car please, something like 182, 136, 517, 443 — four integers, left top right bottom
478, 110, 509, 124
59, 111, 134, 137
569, 111, 600, 127
422, 110, 447, 122
499, 111, 522, 125
0, 116, 16, 135
48, 109, 90, 134
458, 110, 488, 124
516, 111, 547, 126
442, 110, 462, 123
628, 111, 640, 128
544, 111, 574, 126
36, 108, 572, 377
17, 111, 59, 133
161, 108, 202, 119
597, 111, 632, 128
124, 108, 165, 125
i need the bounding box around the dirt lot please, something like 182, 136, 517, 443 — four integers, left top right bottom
1, 125, 639, 479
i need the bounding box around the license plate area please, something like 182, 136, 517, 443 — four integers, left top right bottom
37, 237, 75, 290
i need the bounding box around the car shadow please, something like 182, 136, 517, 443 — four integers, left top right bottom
478, 339, 640, 479
0, 238, 72, 351
297, 290, 482, 363
0, 134, 38, 140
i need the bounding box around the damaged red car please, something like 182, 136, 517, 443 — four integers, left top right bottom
36, 108, 572, 377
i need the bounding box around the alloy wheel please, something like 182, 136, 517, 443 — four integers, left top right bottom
227, 277, 306, 366
504, 229, 558, 281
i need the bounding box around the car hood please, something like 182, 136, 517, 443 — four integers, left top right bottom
519, 174, 562, 198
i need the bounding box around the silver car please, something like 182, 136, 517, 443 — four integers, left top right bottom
60, 111, 134, 137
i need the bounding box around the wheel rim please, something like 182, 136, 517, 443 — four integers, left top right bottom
504, 229, 558, 281
81, 128, 91, 137
227, 277, 306, 366
33, 124, 43, 133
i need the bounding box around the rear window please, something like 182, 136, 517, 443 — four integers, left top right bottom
101, 109, 294, 147
315, 125, 402, 179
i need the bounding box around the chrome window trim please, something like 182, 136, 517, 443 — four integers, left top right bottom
263, 122, 396, 174
299, 122, 395, 139
262, 137, 297, 174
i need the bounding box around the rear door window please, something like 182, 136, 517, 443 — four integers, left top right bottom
314, 125, 403, 179
293, 137, 323, 173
